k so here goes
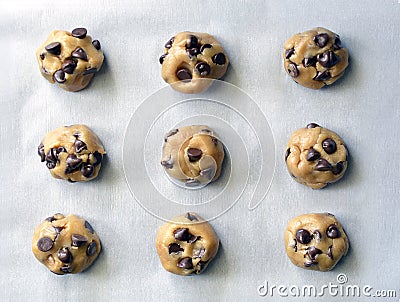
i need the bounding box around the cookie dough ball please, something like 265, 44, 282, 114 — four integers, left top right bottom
156, 212, 219, 275
36, 28, 104, 92
285, 123, 347, 189
283, 27, 348, 89
37, 124, 105, 182
284, 213, 349, 271
32, 213, 101, 275
161, 125, 225, 188
160, 31, 229, 94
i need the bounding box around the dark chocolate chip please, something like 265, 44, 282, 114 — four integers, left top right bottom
313, 230, 322, 242
65, 154, 83, 173
61, 59, 77, 74
326, 225, 341, 238
285, 148, 291, 161
333, 37, 341, 50
332, 162, 344, 175
317, 50, 339, 68
296, 229, 311, 244
177, 257, 193, 269
185, 213, 198, 221
176, 68, 192, 81
313, 33, 329, 48
45, 42, 61, 55
185, 179, 200, 187
161, 156, 173, 169
322, 138, 337, 154
285, 48, 295, 59
303, 56, 317, 67
187, 48, 199, 57
304, 260, 317, 267
287, 63, 299, 78
200, 129, 212, 134
71, 234, 88, 247
45, 216, 56, 222
307, 148, 321, 161
92, 40, 101, 50
71, 28, 87, 39
73, 132, 80, 138
37, 237, 53, 252
71, 47, 88, 61
188, 235, 199, 244
86, 242, 97, 256
307, 246, 322, 260
212, 137, 219, 146
85, 221, 95, 234
40, 53, 45, 60
187, 148, 202, 162
54, 227, 63, 235
197, 260, 208, 273
38, 143, 45, 162
174, 228, 190, 241
200, 44, 212, 53
314, 70, 331, 81
327, 245, 334, 259
81, 164, 94, 178
74, 139, 87, 153
193, 247, 205, 259
195, 62, 211, 76
212, 53, 226, 65
83, 68, 98, 75
164, 129, 178, 142
307, 123, 320, 129
45, 148, 59, 169
165, 37, 174, 49
60, 266, 72, 274
315, 158, 332, 171
92, 152, 103, 166
168, 243, 184, 254
159, 53, 167, 64
186, 35, 198, 49
54, 70, 66, 83
58, 247, 72, 263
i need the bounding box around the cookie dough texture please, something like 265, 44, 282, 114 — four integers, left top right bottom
283, 27, 348, 89
36, 28, 104, 92
285, 123, 347, 189
161, 125, 225, 188
160, 31, 229, 94
156, 212, 219, 276
38, 124, 105, 182
284, 213, 349, 271
32, 213, 101, 275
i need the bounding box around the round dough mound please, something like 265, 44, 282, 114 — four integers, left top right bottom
160, 31, 229, 94
38, 124, 106, 182
284, 213, 349, 271
32, 213, 101, 275
285, 123, 347, 189
283, 27, 348, 89
161, 125, 225, 188
156, 212, 219, 276
36, 28, 104, 92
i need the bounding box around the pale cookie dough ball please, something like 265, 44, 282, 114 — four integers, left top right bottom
32, 213, 101, 275
161, 125, 225, 188
285, 123, 348, 189
37, 124, 106, 182
283, 27, 349, 89
160, 31, 229, 94
284, 213, 349, 271
156, 212, 219, 276
36, 28, 104, 92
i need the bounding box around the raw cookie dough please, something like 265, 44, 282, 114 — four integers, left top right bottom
160, 31, 229, 94
283, 27, 348, 89
36, 28, 104, 92
161, 125, 225, 188
285, 123, 347, 189
38, 124, 105, 182
284, 213, 349, 271
156, 212, 219, 276
32, 213, 101, 275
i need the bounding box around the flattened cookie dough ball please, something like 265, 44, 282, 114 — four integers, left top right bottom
283, 27, 348, 89
160, 31, 229, 94
285, 123, 347, 189
161, 125, 225, 188
284, 213, 349, 271
38, 124, 105, 182
156, 212, 219, 276
32, 213, 101, 275
36, 28, 104, 92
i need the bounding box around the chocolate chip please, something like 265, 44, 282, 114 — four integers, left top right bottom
60, 266, 72, 274
61, 59, 77, 74
38, 143, 45, 162
332, 162, 344, 175
315, 158, 332, 171
185, 179, 200, 187
65, 154, 83, 173
174, 228, 190, 241
186, 35, 198, 49
285, 48, 295, 59
164, 129, 178, 142
45, 148, 60, 169
45, 42, 61, 55
45, 216, 56, 222
187, 148, 202, 162
313, 33, 329, 48
307, 246, 322, 260
40, 53, 45, 60
83, 68, 98, 75
285, 148, 291, 161
71, 47, 88, 61
333, 37, 341, 50
86, 241, 97, 256
197, 260, 208, 273
296, 229, 311, 244
92, 152, 103, 166
287, 63, 299, 78
71, 234, 88, 247
165, 37, 174, 49
177, 257, 193, 269
304, 260, 317, 267
187, 48, 199, 57
92, 40, 101, 50
71, 28, 87, 39
303, 56, 317, 67
193, 247, 205, 259
200, 44, 212, 53
54, 70, 66, 83
322, 138, 337, 154
176, 68, 192, 81
327, 245, 334, 259
212, 53, 226, 65
326, 225, 341, 238
314, 70, 331, 81
81, 164, 94, 178
85, 221, 95, 234
212, 137, 219, 146
317, 51, 339, 68
54, 227, 63, 235
185, 213, 198, 221
195, 62, 211, 76
37, 237, 53, 252
307, 148, 321, 161
161, 156, 173, 169
159, 53, 167, 64
313, 230, 322, 242
74, 139, 87, 153
306, 123, 320, 129
58, 247, 72, 263
188, 235, 199, 244
168, 243, 184, 254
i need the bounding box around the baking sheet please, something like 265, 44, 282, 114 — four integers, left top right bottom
1, 1, 399, 301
